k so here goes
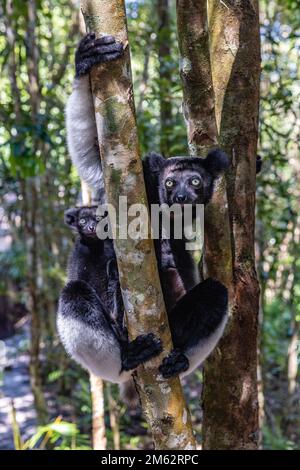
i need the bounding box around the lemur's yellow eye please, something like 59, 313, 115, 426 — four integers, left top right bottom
165, 179, 175, 188
96, 216, 101, 222
191, 178, 200, 187
79, 218, 86, 225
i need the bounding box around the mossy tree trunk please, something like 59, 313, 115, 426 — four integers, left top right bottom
177, 0, 260, 449
80, 0, 196, 450
25, 0, 48, 424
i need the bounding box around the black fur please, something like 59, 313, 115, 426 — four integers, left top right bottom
159, 278, 228, 378
61, 206, 163, 371
143, 149, 229, 208
142, 150, 229, 303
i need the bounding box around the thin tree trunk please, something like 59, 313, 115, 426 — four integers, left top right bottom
287, 326, 299, 395
90, 374, 107, 450
80, 180, 107, 449
286, 220, 299, 398
157, 0, 172, 156
176, 0, 232, 287
106, 383, 121, 450
80, 0, 196, 450
176, 0, 218, 156
255, 219, 266, 447
25, 0, 48, 424
177, 0, 260, 449
136, 46, 151, 116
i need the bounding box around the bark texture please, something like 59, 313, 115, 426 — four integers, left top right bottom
176, 0, 218, 156
90, 374, 107, 450
177, 0, 261, 449
157, 0, 172, 156
25, 0, 48, 424
202, 0, 261, 449
80, 0, 196, 450
176, 0, 232, 288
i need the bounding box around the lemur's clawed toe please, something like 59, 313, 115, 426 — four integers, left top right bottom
75, 33, 124, 77
159, 349, 189, 379
121, 333, 163, 371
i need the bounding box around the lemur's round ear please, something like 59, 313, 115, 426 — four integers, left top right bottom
64, 208, 79, 226
202, 149, 229, 177
143, 152, 166, 174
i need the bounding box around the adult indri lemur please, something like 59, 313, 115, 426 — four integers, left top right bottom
57, 33, 229, 382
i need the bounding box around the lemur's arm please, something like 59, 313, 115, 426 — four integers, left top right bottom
65, 33, 123, 194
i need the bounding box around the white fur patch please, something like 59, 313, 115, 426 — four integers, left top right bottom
65, 76, 106, 197
181, 312, 228, 377
57, 312, 130, 384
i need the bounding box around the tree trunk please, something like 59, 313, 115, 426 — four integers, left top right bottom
176, 0, 232, 286
80, 0, 196, 450
80, 181, 107, 449
90, 374, 107, 450
25, 0, 48, 425
177, 0, 260, 449
203, 0, 261, 449
106, 383, 121, 450
286, 219, 299, 398
157, 0, 172, 156
255, 219, 266, 448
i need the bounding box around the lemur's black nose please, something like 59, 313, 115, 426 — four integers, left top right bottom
175, 194, 187, 203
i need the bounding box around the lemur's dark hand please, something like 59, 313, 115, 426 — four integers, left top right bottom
75, 32, 124, 78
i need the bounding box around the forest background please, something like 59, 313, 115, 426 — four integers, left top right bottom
0, 0, 299, 450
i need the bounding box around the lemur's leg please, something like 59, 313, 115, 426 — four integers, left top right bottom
57, 280, 162, 383
65, 33, 123, 195
159, 278, 228, 379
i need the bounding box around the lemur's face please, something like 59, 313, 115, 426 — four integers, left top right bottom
160, 158, 214, 207
65, 206, 101, 239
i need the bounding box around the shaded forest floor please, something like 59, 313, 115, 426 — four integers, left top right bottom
0, 321, 37, 449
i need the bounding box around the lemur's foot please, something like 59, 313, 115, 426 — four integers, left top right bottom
75, 32, 124, 77
121, 333, 163, 371
159, 349, 189, 379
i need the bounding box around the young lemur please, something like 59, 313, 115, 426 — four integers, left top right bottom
57, 33, 229, 382
58, 206, 163, 383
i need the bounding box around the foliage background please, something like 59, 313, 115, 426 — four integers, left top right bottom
0, 0, 299, 449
